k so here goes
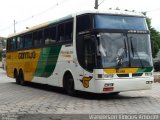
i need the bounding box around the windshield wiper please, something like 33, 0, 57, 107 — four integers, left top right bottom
130, 37, 144, 68
130, 37, 134, 57
116, 38, 127, 67
124, 38, 127, 58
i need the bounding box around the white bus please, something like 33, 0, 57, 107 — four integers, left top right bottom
6, 10, 153, 95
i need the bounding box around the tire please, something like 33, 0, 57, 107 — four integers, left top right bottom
64, 75, 75, 96
19, 71, 26, 86
14, 70, 20, 85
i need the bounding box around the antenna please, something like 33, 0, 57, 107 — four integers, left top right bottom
14, 20, 16, 33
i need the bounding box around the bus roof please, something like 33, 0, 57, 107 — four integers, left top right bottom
8, 10, 144, 38
74, 9, 144, 17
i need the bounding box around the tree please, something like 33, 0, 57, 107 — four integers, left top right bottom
144, 12, 160, 58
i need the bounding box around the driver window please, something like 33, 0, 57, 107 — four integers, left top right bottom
83, 36, 95, 72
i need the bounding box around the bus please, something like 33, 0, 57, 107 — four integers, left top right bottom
6, 10, 154, 95
2, 49, 6, 70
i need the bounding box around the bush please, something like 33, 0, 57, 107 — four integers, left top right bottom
154, 61, 160, 72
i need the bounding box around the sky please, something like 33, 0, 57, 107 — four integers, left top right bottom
0, 0, 160, 37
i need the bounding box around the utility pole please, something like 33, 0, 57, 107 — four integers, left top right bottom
14, 20, 16, 33
95, 0, 98, 9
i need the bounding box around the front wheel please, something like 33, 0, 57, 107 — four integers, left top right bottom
109, 92, 120, 96
65, 75, 75, 96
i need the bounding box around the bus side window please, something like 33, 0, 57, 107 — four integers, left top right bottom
57, 23, 65, 42
65, 21, 73, 41
17, 36, 24, 49
57, 20, 73, 43
24, 33, 33, 48
33, 30, 43, 47
7, 39, 12, 51
76, 15, 91, 33
10, 38, 17, 50
44, 26, 56, 45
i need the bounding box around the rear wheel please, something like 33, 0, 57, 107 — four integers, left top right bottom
19, 71, 26, 86
14, 70, 20, 85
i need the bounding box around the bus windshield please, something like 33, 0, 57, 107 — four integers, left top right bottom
94, 15, 148, 30
76, 14, 153, 70
97, 33, 153, 68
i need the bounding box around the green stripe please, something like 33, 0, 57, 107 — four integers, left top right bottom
137, 67, 153, 73
34, 45, 62, 77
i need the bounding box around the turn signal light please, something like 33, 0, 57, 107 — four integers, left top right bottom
97, 74, 103, 78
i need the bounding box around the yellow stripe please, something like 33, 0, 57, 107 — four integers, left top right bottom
104, 68, 138, 74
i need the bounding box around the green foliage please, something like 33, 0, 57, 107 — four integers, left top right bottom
145, 15, 160, 58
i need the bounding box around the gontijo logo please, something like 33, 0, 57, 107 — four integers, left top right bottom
18, 51, 36, 59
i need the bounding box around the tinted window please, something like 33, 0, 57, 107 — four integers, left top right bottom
65, 21, 73, 41
94, 15, 148, 30
57, 21, 73, 42
58, 23, 65, 42
17, 36, 24, 49
77, 15, 91, 33
7, 38, 16, 51
24, 34, 33, 48
76, 35, 95, 72
44, 26, 56, 44
33, 30, 43, 47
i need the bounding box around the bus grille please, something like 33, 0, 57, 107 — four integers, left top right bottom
132, 73, 143, 77
117, 74, 129, 77
116, 73, 143, 78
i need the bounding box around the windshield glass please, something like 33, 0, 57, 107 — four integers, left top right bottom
94, 15, 148, 30
97, 33, 129, 68
97, 33, 153, 68
128, 34, 153, 67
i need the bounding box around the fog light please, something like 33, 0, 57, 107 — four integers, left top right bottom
104, 74, 114, 78
104, 83, 114, 87
145, 72, 153, 76
146, 81, 153, 84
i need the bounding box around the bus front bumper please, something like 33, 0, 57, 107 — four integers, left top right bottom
94, 77, 154, 93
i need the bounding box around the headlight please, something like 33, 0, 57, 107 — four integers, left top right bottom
96, 74, 114, 79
